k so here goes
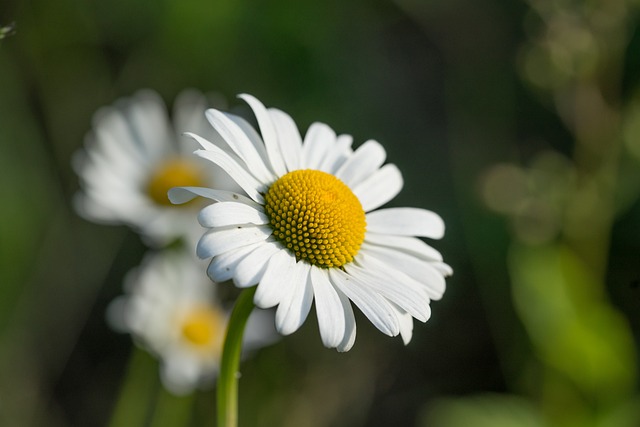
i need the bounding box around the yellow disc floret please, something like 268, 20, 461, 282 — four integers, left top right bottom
264, 169, 366, 268
147, 158, 205, 206
180, 305, 225, 350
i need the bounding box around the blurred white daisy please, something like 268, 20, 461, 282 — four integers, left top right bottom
73, 89, 238, 246
108, 249, 276, 395
170, 94, 452, 352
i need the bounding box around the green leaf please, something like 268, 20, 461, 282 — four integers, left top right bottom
509, 243, 637, 404
421, 393, 545, 427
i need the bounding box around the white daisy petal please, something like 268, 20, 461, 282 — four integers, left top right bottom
269, 108, 302, 172
207, 242, 263, 282
328, 269, 400, 337
336, 139, 386, 188
345, 260, 431, 322
193, 147, 266, 204
322, 134, 354, 174
238, 94, 288, 176
352, 254, 433, 319
205, 109, 275, 184
175, 94, 451, 351
432, 261, 454, 277
169, 186, 260, 208
225, 113, 270, 162
336, 290, 357, 352
360, 243, 446, 300
275, 262, 313, 335
198, 202, 268, 228
254, 250, 296, 309
301, 122, 336, 170
353, 164, 403, 212
233, 241, 281, 288
309, 267, 346, 349
365, 232, 443, 262
396, 308, 414, 345
366, 207, 445, 239
196, 225, 272, 259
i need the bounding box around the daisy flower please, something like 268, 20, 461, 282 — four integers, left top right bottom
73, 89, 238, 246
170, 94, 452, 352
107, 249, 276, 395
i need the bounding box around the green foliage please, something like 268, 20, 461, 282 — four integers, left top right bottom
510, 244, 637, 425
422, 394, 545, 427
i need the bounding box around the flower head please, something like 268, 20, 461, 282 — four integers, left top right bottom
73, 89, 238, 246
171, 94, 452, 351
107, 249, 276, 394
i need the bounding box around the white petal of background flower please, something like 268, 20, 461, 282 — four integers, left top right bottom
74, 89, 240, 247
107, 249, 277, 395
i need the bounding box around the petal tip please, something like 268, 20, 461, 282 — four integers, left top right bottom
168, 187, 195, 204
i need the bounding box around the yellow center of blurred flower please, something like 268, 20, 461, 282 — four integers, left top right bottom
264, 169, 366, 268
180, 305, 225, 349
146, 158, 204, 206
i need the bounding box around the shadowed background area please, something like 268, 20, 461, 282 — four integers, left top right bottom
1, 0, 640, 426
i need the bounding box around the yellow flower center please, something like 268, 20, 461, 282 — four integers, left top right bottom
180, 305, 225, 349
146, 158, 204, 206
264, 169, 366, 268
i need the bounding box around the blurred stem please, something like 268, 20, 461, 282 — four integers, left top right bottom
148, 387, 196, 427
108, 347, 159, 427
217, 287, 256, 427
563, 80, 622, 282
558, 17, 627, 281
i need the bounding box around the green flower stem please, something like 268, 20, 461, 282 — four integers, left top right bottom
148, 387, 196, 427
108, 347, 158, 427
217, 287, 256, 427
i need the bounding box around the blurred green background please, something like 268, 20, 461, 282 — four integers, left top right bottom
2, 0, 640, 426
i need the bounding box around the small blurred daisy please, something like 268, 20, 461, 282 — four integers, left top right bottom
108, 249, 276, 395
74, 89, 238, 246
171, 94, 452, 351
